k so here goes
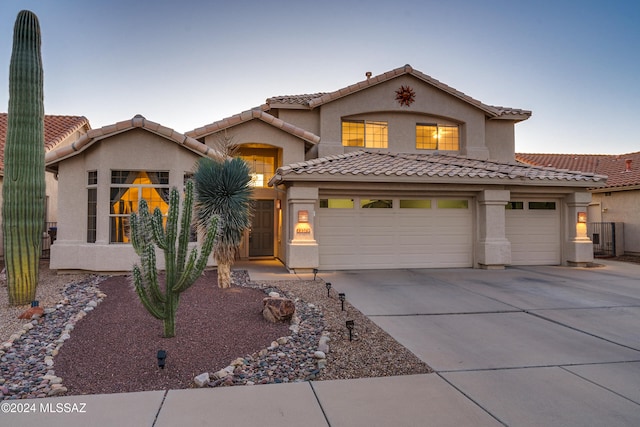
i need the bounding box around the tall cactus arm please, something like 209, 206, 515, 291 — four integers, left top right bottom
151, 208, 167, 250
141, 244, 165, 305
172, 215, 218, 293
133, 266, 165, 320
176, 181, 194, 275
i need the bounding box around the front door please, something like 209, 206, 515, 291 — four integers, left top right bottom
249, 200, 274, 257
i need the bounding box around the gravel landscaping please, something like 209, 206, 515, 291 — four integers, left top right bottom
1, 263, 432, 399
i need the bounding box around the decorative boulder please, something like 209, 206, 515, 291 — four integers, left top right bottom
18, 306, 44, 320
262, 297, 295, 323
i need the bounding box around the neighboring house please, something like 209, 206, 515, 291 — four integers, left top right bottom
517, 152, 640, 255
0, 113, 90, 259
46, 64, 606, 272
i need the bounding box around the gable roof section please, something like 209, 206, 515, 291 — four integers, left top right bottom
270, 150, 607, 187
517, 152, 640, 190
186, 108, 320, 144
266, 64, 531, 121
45, 115, 222, 167
0, 113, 90, 173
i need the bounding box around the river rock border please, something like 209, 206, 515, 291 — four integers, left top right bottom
0, 271, 329, 399
0, 276, 108, 400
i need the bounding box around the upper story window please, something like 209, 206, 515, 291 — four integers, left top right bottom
416, 124, 459, 151
342, 120, 388, 148
109, 171, 170, 243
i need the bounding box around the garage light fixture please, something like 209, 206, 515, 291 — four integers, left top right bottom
298, 210, 309, 223
577, 212, 587, 223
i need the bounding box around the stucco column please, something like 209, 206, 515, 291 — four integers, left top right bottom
477, 189, 511, 269
285, 186, 319, 272
565, 192, 594, 266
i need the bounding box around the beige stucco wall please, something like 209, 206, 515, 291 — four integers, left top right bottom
276, 109, 321, 137
203, 120, 306, 166
485, 120, 516, 163
592, 189, 640, 254
314, 75, 490, 159
50, 129, 214, 272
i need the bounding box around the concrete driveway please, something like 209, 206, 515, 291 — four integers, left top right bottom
322, 260, 640, 426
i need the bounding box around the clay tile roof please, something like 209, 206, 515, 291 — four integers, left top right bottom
0, 113, 90, 173
266, 65, 531, 121
517, 152, 640, 190
270, 151, 607, 187
45, 115, 223, 167
186, 108, 320, 144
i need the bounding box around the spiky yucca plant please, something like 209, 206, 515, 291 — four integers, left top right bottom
193, 157, 253, 288
130, 180, 218, 338
3, 10, 46, 305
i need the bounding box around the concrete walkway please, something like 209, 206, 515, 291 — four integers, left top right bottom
3, 260, 640, 426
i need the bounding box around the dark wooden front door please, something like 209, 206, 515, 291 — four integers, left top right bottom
249, 200, 274, 257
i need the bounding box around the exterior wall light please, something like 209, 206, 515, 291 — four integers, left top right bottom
298, 210, 309, 223
157, 350, 167, 369
577, 212, 587, 223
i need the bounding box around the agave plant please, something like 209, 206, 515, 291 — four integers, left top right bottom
193, 157, 253, 288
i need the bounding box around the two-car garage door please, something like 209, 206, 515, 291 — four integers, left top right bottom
316, 196, 561, 270
316, 197, 473, 270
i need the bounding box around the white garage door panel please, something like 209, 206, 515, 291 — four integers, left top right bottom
317, 199, 472, 270
506, 203, 560, 265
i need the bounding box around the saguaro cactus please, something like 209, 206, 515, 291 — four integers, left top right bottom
130, 180, 218, 338
3, 10, 46, 305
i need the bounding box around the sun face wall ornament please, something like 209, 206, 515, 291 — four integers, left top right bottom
395, 85, 416, 107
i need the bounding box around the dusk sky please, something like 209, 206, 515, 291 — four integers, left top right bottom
1, 0, 638, 154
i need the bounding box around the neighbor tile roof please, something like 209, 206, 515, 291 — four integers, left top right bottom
266, 64, 531, 120
0, 113, 90, 173
517, 152, 640, 190
270, 151, 607, 187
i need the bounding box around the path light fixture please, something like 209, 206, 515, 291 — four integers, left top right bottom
313, 268, 318, 281
325, 282, 332, 297
338, 293, 346, 311
346, 320, 354, 341
157, 350, 167, 369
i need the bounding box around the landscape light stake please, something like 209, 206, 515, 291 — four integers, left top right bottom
325, 282, 332, 297
313, 268, 318, 281
339, 293, 346, 311
346, 320, 354, 341
157, 350, 167, 369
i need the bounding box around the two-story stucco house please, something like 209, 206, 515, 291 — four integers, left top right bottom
45, 65, 606, 272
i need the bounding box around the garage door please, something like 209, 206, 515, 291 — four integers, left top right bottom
506, 200, 561, 265
317, 197, 473, 270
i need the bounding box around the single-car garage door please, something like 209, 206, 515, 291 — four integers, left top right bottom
317, 197, 473, 270
506, 200, 561, 265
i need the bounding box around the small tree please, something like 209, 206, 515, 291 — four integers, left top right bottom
130, 180, 217, 338
193, 157, 253, 288
3, 10, 46, 305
